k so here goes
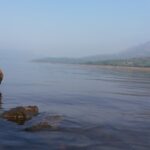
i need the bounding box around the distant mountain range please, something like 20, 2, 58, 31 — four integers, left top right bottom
120, 41, 150, 58
33, 41, 150, 67
82, 41, 150, 61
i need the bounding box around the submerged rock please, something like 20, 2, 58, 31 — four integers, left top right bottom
24, 113, 63, 132
24, 122, 54, 131
2, 106, 39, 124
0, 69, 3, 84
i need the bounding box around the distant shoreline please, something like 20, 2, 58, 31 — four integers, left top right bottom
80, 64, 150, 72
33, 56, 150, 70
34, 61, 150, 72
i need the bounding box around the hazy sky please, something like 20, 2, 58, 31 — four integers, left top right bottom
0, 0, 150, 57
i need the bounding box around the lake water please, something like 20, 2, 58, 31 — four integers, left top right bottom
0, 61, 150, 150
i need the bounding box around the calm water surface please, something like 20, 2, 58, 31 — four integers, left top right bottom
0, 61, 150, 150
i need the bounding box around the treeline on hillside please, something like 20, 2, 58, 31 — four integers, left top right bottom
84, 57, 150, 67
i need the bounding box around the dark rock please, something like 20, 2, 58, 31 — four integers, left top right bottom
2, 106, 39, 125
0, 69, 3, 84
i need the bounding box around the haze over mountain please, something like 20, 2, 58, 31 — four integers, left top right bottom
34, 41, 150, 61
82, 41, 150, 61
33, 41, 150, 67
119, 41, 150, 58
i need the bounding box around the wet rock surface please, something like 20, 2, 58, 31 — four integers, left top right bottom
2, 106, 39, 125
1, 105, 63, 132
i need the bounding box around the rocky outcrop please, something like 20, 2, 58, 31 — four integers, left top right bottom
0, 69, 3, 84
2, 106, 39, 124
1, 105, 63, 131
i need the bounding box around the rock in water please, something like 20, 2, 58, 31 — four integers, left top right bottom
24, 122, 53, 132
24, 113, 63, 132
0, 69, 3, 84
2, 106, 39, 125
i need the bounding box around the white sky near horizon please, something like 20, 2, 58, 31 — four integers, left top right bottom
0, 0, 150, 58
